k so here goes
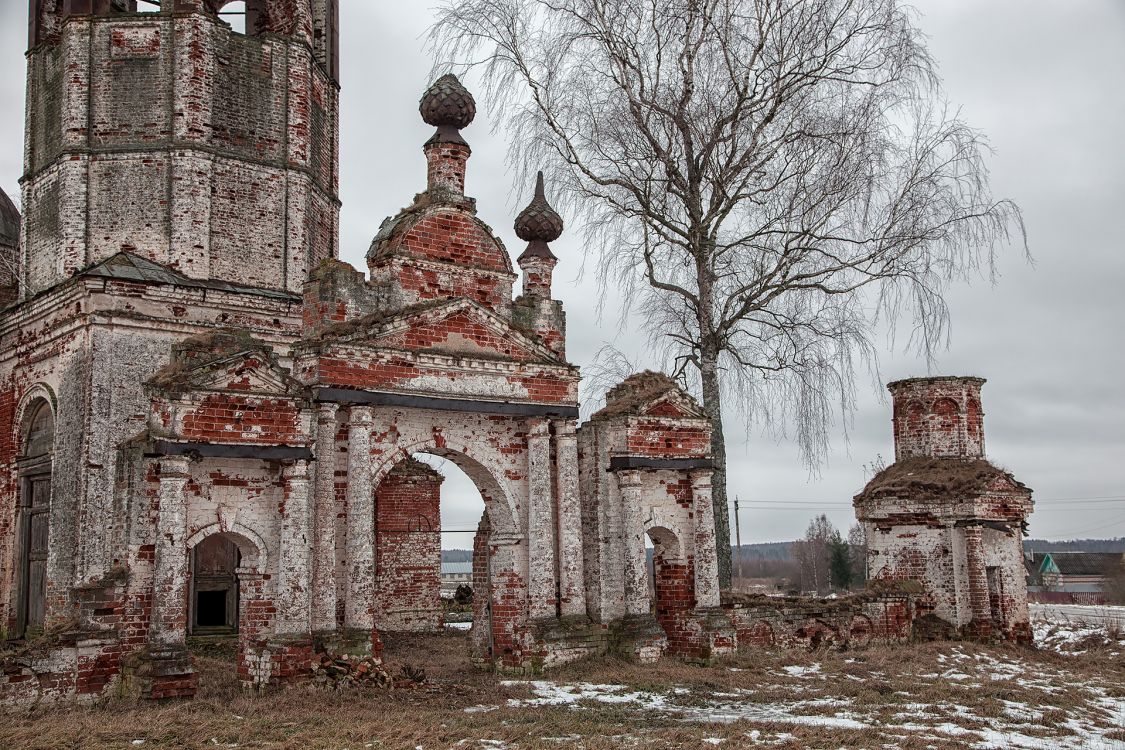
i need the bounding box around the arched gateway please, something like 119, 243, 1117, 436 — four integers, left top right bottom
141, 76, 720, 687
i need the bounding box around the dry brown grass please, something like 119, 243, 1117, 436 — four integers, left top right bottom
0, 632, 1120, 750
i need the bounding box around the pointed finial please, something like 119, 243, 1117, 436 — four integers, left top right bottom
515, 171, 564, 247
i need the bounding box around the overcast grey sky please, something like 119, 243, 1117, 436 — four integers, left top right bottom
1, 2, 1122, 548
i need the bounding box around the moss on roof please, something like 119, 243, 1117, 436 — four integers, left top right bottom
854, 457, 1029, 504
590, 370, 702, 420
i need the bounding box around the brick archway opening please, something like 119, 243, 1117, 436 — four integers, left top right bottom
647, 526, 693, 653
371, 448, 503, 670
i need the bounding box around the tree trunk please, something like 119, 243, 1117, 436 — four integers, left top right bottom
699, 347, 732, 589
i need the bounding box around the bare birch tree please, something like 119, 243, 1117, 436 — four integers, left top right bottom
430, 0, 1026, 587
792, 513, 835, 595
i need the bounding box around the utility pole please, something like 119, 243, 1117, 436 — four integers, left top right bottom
733, 495, 744, 588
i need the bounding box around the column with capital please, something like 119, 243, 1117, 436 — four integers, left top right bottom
311, 403, 339, 632
526, 418, 557, 619
690, 469, 720, 608
553, 419, 586, 617
277, 460, 313, 634
151, 456, 192, 647
344, 406, 375, 632
618, 469, 650, 617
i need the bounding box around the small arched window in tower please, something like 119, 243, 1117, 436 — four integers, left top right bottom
135, 1, 162, 13
931, 397, 961, 442
16, 399, 54, 638
966, 396, 983, 446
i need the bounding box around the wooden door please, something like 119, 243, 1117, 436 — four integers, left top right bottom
18, 474, 51, 636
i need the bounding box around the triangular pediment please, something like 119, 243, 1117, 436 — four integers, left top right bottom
330, 299, 561, 364
149, 330, 304, 397
187, 352, 300, 395
638, 391, 707, 420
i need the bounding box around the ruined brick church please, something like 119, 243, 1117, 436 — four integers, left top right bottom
0, 0, 1031, 706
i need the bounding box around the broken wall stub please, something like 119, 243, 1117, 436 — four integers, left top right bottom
854, 377, 1033, 643
373, 458, 443, 633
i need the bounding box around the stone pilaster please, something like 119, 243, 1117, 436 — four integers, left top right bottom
618, 469, 649, 617
526, 418, 557, 619
151, 456, 191, 647
690, 469, 720, 608
276, 460, 312, 634
553, 419, 586, 617
311, 402, 339, 632
344, 406, 375, 631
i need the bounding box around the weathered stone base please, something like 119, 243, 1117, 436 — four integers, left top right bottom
611, 614, 668, 663
526, 616, 607, 671
124, 645, 197, 701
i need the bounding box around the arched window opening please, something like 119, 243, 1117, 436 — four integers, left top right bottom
16, 398, 54, 638
22, 400, 54, 459
135, 1, 162, 13
216, 1, 248, 35
190, 534, 241, 635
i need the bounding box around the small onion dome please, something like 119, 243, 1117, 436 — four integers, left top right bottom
419, 74, 476, 130
514, 171, 564, 253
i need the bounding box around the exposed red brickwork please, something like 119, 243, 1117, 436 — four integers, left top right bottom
380, 311, 538, 360
181, 395, 301, 444
425, 142, 470, 196
313, 353, 576, 404
395, 264, 508, 309
653, 555, 697, 657
394, 211, 510, 274
889, 377, 986, 460
627, 420, 710, 458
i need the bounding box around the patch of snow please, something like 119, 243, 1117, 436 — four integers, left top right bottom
779, 663, 822, 678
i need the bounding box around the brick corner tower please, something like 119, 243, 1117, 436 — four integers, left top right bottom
854, 376, 1034, 643
22, 0, 341, 296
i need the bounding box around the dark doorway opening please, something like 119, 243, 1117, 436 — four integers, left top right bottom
191, 535, 240, 635
196, 590, 229, 628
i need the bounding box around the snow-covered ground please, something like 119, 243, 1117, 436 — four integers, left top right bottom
486, 638, 1125, 749
1032, 605, 1125, 656
1031, 604, 1125, 626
